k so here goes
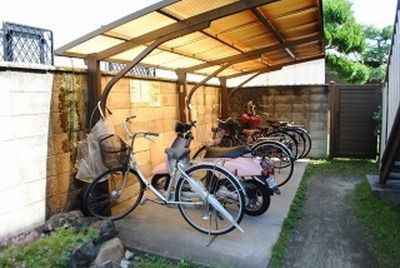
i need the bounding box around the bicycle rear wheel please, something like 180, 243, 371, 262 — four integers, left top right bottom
264, 130, 298, 160
84, 167, 144, 220
251, 141, 294, 187
176, 163, 245, 236
296, 128, 312, 158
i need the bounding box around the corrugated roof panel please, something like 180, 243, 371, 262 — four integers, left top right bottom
231, 59, 266, 71
292, 41, 324, 57
218, 68, 243, 76
104, 12, 177, 40
271, 8, 319, 30
193, 44, 240, 61
68, 36, 124, 55
162, 0, 238, 19
239, 33, 279, 50
208, 11, 257, 34
143, 50, 205, 68
162, 32, 208, 49
108, 45, 150, 62
55, 0, 324, 80
258, 0, 317, 19
280, 22, 320, 41
161, 33, 240, 62
218, 21, 268, 45
262, 49, 291, 62
154, 56, 207, 69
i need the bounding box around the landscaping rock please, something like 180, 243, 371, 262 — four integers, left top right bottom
43, 210, 86, 233
92, 237, 125, 268
68, 240, 97, 268
91, 220, 119, 245
124, 250, 135, 260
99, 260, 120, 268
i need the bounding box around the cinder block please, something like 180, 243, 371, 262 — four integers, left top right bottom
162, 94, 177, 106
47, 153, 71, 177
310, 93, 328, 103
275, 104, 292, 113
48, 133, 69, 155
0, 200, 45, 239
0, 179, 46, 215
13, 114, 50, 139
162, 106, 178, 119
160, 82, 176, 94
108, 92, 131, 109
18, 157, 47, 184
0, 75, 12, 116
274, 95, 292, 104
46, 172, 72, 198
292, 104, 310, 113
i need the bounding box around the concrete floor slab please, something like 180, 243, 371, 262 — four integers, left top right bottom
115, 160, 309, 268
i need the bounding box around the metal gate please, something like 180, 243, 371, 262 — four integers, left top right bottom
329, 83, 381, 158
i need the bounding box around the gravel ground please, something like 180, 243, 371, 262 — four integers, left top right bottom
281, 174, 380, 268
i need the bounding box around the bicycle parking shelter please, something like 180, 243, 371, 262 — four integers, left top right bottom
55, 0, 325, 122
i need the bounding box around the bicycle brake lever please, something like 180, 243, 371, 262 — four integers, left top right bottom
144, 135, 156, 144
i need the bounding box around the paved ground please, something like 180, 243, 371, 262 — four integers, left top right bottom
115, 160, 309, 267
281, 173, 379, 268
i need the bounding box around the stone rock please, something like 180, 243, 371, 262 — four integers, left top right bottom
99, 260, 120, 268
91, 220, 118, 245
44, 210, 86, 233
68, 240, 97, 268
120, 259, 131, 268
124, 250, 134, 260
92, 237, 125, 268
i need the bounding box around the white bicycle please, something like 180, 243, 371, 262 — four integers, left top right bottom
84, 115, 246, 236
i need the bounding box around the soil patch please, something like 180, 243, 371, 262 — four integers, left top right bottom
281, 174, 379, 268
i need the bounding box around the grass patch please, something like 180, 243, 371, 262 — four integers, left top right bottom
135, 254, 216, 268
353, 179, 400, 268
0, 227, 97, 268
268, 158, 378, 268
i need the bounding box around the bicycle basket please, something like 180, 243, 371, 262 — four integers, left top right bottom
98, 134, 129, 169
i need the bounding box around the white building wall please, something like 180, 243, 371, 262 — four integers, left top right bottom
0, 70, 53, 238
228, 59, 325, 87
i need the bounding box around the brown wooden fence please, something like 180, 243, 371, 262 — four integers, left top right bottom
329, 83, 381, 158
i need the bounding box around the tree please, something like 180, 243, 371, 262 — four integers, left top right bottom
362, 25, 392, 83
324, 0, 370, 84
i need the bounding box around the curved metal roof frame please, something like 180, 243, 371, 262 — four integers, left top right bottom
55, 0, 325, 119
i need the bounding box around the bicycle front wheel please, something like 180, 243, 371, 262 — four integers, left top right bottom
176, 164, 245, 236
84, 167, 144, 220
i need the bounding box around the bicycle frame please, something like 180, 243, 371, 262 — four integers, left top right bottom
123, 120, 244, 232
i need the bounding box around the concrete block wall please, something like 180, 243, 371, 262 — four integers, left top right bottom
46, 72, 221, 221
46, 71, 87, 217
0, 70, 53, 238
230, 85, 329, 158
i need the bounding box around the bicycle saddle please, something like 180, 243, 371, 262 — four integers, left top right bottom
242, 128, 259, 137
204, 145, 251, 158
165, 148, 191, 160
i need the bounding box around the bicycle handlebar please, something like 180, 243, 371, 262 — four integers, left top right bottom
124, 115, 159, 139
216, 117, 234, 124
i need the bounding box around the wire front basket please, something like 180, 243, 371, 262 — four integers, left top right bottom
99, 134, 129, 169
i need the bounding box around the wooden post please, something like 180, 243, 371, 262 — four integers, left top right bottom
220, 77, 229, 119
176, 70, 187, 122
85, 56, 102, 130
328, 81, 336, 159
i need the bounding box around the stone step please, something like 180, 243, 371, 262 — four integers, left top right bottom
389, 172, 400, 180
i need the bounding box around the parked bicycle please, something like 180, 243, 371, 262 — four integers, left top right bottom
84, 115, 246, 236
195, 121, 295, 187
151, 120, 281, 216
